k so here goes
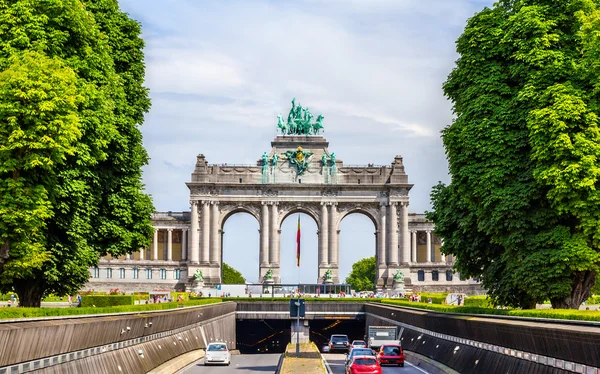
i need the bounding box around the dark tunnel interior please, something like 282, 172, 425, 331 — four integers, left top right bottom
236, 318, 365, 354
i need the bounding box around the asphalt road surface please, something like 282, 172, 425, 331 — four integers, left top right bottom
181, 353, 281, 373
323, 353, 432, 374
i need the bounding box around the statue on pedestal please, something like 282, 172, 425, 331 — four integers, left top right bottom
263, 268, 274, 283
193, 269, 204, 292
393, 270, 405, 293
323, 269, 333, 283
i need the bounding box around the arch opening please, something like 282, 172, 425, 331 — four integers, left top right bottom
279, 212, 318, 284
338, 212, 377, 290
222, 211, 260, 283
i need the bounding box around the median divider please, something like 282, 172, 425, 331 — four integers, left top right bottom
280, 342, 326, 374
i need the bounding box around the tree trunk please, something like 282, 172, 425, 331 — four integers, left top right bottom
550, 270, 596, 309
14, 279, 46, 308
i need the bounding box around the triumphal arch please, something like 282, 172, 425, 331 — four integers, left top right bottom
89, 98, 481, 293
187, 99, 413, 288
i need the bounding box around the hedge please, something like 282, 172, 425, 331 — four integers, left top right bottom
80, 295, 134, 307
217, 297, 383, 303
381, 299, 600, 322
464, 296, 491, 308
0, 298, 223, 319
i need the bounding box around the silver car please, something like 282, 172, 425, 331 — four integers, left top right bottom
204, 342, 231, 366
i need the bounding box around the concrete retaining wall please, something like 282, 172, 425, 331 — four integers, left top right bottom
365, 303, 600, 373
0, 302, 236, 374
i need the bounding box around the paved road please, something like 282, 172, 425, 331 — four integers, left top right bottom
181, 353, 281, 373
323, 353, 431, 374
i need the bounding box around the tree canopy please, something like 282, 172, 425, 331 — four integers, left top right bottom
0, 0, 154, 307
222, 263, 246, 284
345, 256, 376, 291
429, 0, 600, 309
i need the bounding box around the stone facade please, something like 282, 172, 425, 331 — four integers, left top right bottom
86, 135, 480, 293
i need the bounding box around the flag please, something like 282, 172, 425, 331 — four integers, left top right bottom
296, 216, 301, 267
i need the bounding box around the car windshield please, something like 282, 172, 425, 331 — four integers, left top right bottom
382, 346, 401, 355
352, 340, 366, 345
331, 336, 347, 342
351, 349, 374, 357
354, 358, 377, 365
207, 344, 227, 351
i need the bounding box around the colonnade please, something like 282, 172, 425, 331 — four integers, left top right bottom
136, 228, 189, 261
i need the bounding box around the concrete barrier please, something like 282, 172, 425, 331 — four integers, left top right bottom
365, 303, 600, 373
0, 302, 236, 374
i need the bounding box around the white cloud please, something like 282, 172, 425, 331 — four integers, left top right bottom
120, 0, 494, 282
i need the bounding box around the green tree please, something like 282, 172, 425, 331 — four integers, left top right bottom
429, 0, 600, 309
222, 263, 245, 284
0, 0, 154, 307
345, 256, 376, 291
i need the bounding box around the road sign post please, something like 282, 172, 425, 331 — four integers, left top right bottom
290, 298, 305, 356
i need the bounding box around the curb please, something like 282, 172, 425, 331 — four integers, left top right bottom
274, 352, 285, 374
320, 352, 333, 374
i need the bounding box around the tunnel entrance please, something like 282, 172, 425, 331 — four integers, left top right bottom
236, 319, 291, 354
309, 319, 366, 351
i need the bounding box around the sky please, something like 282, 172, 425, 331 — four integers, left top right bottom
118, 0, 495, 284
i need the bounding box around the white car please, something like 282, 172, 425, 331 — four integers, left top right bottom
204, 342, 231, 366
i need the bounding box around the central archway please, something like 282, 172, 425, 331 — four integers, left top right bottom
279, 212, 318, 284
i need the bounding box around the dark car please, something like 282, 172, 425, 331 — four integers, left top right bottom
376, 344, 404, 367
345, 347, 376, 366
328, 334, 350, 352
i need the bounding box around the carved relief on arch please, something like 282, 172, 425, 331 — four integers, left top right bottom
217, 202, 261, 228
277, 202, 321, 228
389, 188, 409, 197
189, 186, 218, 196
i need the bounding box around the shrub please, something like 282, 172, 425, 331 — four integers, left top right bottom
80, 295, 134, 307
464, 296, 491, 308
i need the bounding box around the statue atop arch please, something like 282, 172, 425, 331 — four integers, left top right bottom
277, 97, 325, 135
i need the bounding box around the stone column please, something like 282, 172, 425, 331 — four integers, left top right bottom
260, 202, 270, 266
328, 203, 338, 266
426, 230, 432, 263
126, 253, 131, 260
378, 203, 387, 266
411, 230, 417, 263
210, 202, 219, 264
153, 229, 159, 261
275, 229, 281, 266
190, 201, 200, 264
400, 202, 410, 264
269, 203, 279, 265
319, 202, 329, 266
139, 247, 145, 261
182, 229, 188, 261
388, 203, 398, 266
201, 201, 210, 264
167, 229, 173, 261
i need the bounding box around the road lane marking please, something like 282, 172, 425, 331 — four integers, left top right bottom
406, 360, 430, 374
320, 353, 333, 374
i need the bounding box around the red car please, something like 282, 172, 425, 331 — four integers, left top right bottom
346, 356, 382, 374
377, 344, 404, 367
